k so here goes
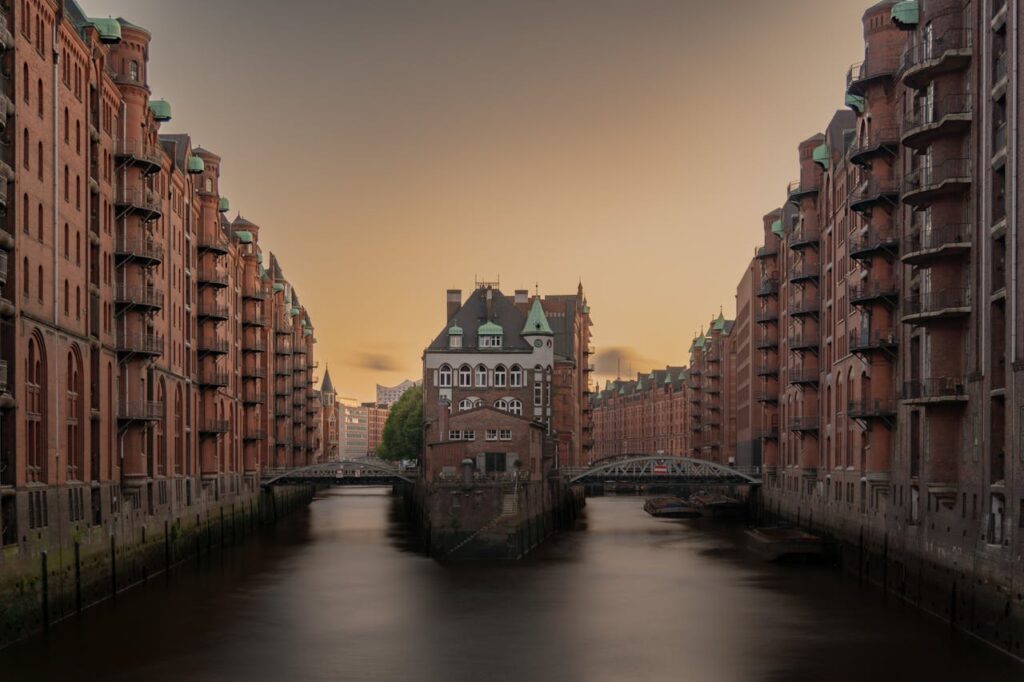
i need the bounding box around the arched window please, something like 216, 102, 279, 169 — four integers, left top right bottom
22, 63, 28, 103
36, 79, 42, 117
508, 399, 523, 416
156, 380, 167, 477
66, 349, 82, 480
75, 286, 80, 319
510, 365, 523, 387
22, 129, 28, 169
26, 334, 47, 483
63, 280, 69, 315
494, 365, 507, 388
37, 141, 42, 180
475, 364, 488, 387
438, 365, 452, 388
22, 193, 28, 232
63, 223, 69, 258
22, 257, 28, 297
458, 398, 482, 411
75, 175, 80, 209
129, 60, 139, 82
37, 203, 43, 240
75, 120, 80, 154
75, 231, 81, 265
458, 365, 472, 387
494, 399, 508, 412
63, 107, 68, 142
36, 265, 43, 301
63, 165, 69, 201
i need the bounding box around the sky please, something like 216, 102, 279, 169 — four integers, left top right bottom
88, 0, 869, 401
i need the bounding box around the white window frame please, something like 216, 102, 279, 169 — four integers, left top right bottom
485, 429, 498, 441
476, 365, 488, 387
494, 365, 507, 387
499, 429, 512, 441
494, 399, 508, 411
480, 335, 502, 348
510, 365, 523, 387
458, 365, 472, 387
448, 430, 460, 441
438, 365, 452, 388
509, 399, 523, 416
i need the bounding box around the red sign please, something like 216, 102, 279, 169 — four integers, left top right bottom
653, 464, 668, 475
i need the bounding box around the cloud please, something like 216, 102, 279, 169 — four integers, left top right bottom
592, 346, 661, 378
350, 352, 404, 372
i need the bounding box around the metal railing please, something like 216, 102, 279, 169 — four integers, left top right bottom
120, 400, 164, 420
114, 285, 164, 308
847, 399, 897, 417
902, 223, 971, 258
899, 29, 973, 76
788, 416, 820, 431
902, 377, 967, 400
197, 303, 229, 319
903, 288, 971, 317
849, 327, 897, 352
114, 185, 161, 215
114, 234, 163, 262
849, 280, 898, 304
116, 332, 163, 355
902, 93, 972, 137
846, 54, 900, 90
788, 332, 820, 349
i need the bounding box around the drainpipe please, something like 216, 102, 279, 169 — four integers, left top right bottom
1011, 0, 1019, 364
51, 16, 60, 483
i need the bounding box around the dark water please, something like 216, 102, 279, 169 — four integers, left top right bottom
1, 488, 1021, 682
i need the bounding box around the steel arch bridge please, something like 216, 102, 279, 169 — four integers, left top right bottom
261, 458, 416, 486
561, 456, 761, 485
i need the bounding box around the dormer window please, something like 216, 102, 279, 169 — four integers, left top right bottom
448, 324, 463, 348
478, 321, 503, 348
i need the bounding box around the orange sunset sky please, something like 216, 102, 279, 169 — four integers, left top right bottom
89, 0, 870, 400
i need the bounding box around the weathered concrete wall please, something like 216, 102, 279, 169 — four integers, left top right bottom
0, 484, 315, 649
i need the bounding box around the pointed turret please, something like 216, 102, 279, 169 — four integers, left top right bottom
521, 297, 554, 336
321, 366, 335, 395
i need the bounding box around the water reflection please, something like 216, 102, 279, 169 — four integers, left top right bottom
0, 488, 1020, 682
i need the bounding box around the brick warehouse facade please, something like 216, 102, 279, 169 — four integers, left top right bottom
742, 0, 1024, 652
0, 1, 322, 590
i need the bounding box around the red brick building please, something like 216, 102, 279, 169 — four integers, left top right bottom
0, 6, 321, 555
590, 367, 690, 461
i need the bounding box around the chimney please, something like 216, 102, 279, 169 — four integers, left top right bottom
514, 289, 528, 304
446, 289, 462, 322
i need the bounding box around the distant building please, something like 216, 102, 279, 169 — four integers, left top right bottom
320, 369, 341, 461
364, 403, 390, 454
376, 380, 420, 407
339, 398, 369, 459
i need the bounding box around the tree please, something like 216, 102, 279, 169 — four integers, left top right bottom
376, 386, 423, 461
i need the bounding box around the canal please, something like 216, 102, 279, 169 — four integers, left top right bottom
1, 488, 1021, 681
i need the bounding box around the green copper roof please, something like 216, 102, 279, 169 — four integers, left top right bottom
218, 197, 230, 213
582, 305, 590, 314
712, 311, 727, 331
891, 1, 918, 28
478, 321, 503, 335
448, 324, 463, 336
304, 328, 313, 337
636, 376, 646, 391
290, 307, 300, 316
89, 17, 122, 44
522, 298, 554, 336
845, 93, 865, 113
148, 99, 171, 122
273, 283, 285, 293
812, 143, 829, 169
234, 230, 253, 244
187, 155, 205, 174
771, 219, 784, 238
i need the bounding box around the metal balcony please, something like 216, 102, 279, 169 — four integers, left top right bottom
788, 228, 820, 250
788, 416, 820, 433
849, 229, 899, 260
242, 367, 266, 380
901, 377, 968, 404
243, 391, 266, 405
849, 281, 898, 307
849, 177, 899, 213
243, 430, 267, 441
275, 320, 293, 335
196, 370, 229, 388
197, 235, 229, 255
756, 391, 779, 404
901, 94, 972, 149
116, 332, 163, 356
196, 268, 229, 288
901, 223, 971, 264
848, 127, 899, 166
197, 338, 229, 355
789, 261, 820, 283
846, 55, 899, 96
787, 178, 821, 204
243, 286, 268, 301
789, 369, 820, 386
788, 299, 820, 318
756, 363, 779, 377
114, 139, 162, 174
197, 303, 230, 321
114, 285, 164, 311
755, 309, 778, 323
849, 327, 898, 355
788, 332, 820, 351
118, 400, 164, 423
755, 426, 780, 440
243, 312, 266, 327
755, 335, 779, 350
755, 245, 778, 260
114, 185, 161, 220
114, 235, 163, 265
757, 277, 780, 297
275, 365, 292, 377
243, 338, 267, 353
847, 399, 897, 421
898, 29, 973, 89
902, 288, 971, 324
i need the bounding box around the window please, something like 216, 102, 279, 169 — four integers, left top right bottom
438, 365, 452, 387
499, 429, 512, 442
494, 399, 508, 411
508, 399, 523, 416
458, 365, 472, 387
534, 381, 543, 406
485, 452, 507, 472
485, 429, 498, 441
475, 365, 488, 387
36, 79, 42, 118
22, 129, 28, 169
464, 430, 476, 442
510, 365, 523, 387
494, 365, 507, 387
129, 60, 139, 82
480, 334, 502, 348
458, 398, 482, 411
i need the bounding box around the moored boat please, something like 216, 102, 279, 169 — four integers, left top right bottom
643, 496, 701, 519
